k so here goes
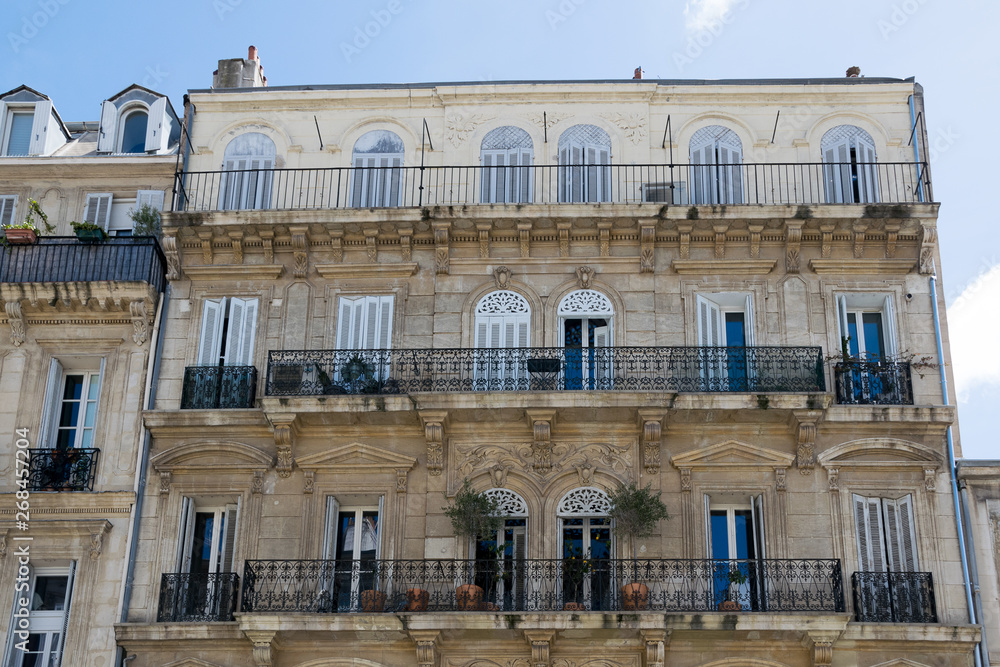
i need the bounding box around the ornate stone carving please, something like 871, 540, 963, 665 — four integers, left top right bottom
455, 439, 632, 484
330, 230, 344, 263
130, 300, 148, 345
397, 468, 408, 493
812, 642, 833, 667
885, 221, 899, 258
291, 228, 309, 278
748, 223, 763, 260
526, 112, 571, 131
197, 230, 214, 264
259, 229, 274, 263
483, 488, 528, 516
245, 631, 276, 667
159, 471, 172, 495
639, 221, 656, 273
600, 111, 647, 145
775, 467, 787, 491
494, 266, 512, 290
6, 301, 24, 346
0, 530, 7, 558
364, 227, 379, 263
489, 463, 510, 488
270, 417, 296, 478
558, 223, 571, 257
445, 113, 494, 147
852, 222, 867, 259
229, 231, 244, 264
524, 630, 554, 667
276, 445, 293, 478
598, 222, 612, 257
411, 630, 441, 667
399, 227, 413, 262
303, 470, 314, 494
576, 463, 595, 486
680, 467, 692, 491
575, 266, 595, 290
784, 222, 802, 273
714, 225, 728, 259
794, 414, 818, 473
557, 290, 613, 316
434, 223, 450, 275
252, 470, 265, 495
478, 290, 529, 314
677, 223, 692, 260
162, 235, 181, 280
924, 468, 937, 491
478, 223, 491, 259
919, 223, 937, 274
421, 411, 447, 475
827, 467, 839, 491
641, 630, 668, 667
519, 223, 531, 258
638, 410, 664, 475
820, 223, 835, 258
90, 522, 111, 559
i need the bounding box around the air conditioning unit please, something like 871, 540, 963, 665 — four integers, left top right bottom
642, 181, 687, 205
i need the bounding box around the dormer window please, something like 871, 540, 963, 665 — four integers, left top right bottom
97, 87, 175, 155
0, 87, 65, 157
1, 108, 33, 156
118, 108, 149, 154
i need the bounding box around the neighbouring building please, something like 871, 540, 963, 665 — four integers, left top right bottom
104, 50, 986, 667
0, 83, 176, 667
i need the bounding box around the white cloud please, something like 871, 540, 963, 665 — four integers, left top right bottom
949, 264, 1000, 402
684, 0, 741, 33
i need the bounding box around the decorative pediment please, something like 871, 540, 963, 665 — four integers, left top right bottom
151, 441, 273, 473
670, 440, 795, 470
867, 659, 933, 667
817, 438, 943, 471
296, 442, 417, 472
160, 659, 227, 667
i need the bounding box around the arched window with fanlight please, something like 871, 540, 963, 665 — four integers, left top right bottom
117, 108, 148, 154
558, 124, 612, 203
558, 486, 613, 610
480, 126, 533, 204
473, 488, 529, 610
473, 290, 530, 389
822, 125, 879, 204
558, 290, 613, 390
219, 132, 275, 210
351, 130, 404, 208
689, 125, 743, 205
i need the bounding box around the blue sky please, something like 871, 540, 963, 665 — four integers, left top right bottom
3, 0, 997, 458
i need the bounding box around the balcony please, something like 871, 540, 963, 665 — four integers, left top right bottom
157, 572, 240, 622
265, 346, 826, 396
241, 558, 844, 613
27, 448, 100, 492
851, 571, 937, 623
181, 365, 258, 409
173, 162, 929, 212
833, 360, 913, 405
0, 236, 166, 293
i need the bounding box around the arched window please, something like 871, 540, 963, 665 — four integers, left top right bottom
473, 488, 528, 610
558, 124, 611, 203
481, 126, 533, 204
118, 109, 148, 154
821, 125, 878, 204
558, 487, 612, 609
220, 132, 276, 210
351, 130, 404, 208
558, 289, 613, 390
474, 291, 530, 389
689, 125, 743, 205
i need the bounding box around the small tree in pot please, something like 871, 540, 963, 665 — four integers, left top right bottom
444, 479, 504, 610
608, 480, 669, 610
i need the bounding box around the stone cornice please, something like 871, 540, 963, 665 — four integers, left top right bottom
182, 265, 285, 280
314, 262, 418, 279
809, 258, 916, 274
671, 259, 776, 274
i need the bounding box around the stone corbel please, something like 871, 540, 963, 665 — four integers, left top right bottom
90, 520, 112, 559
524, 631, 554, 667
290, 226, 310, 278
259, 229, 274, 263
396, 468, 408, 493
130, 300, 149, 346
251, 470, 265, 495
409, 630, 441, 667
639, 220, 656, 273
162, 235, 181, 279
677, 223, 692, 260
518, 222, 532, 258
267, 413, 299, 478
196, 229, 214, 264
791, 410, 822, 473
525, 409, 556, 473
5, 301, 25, 346
477, 223, 491, 258
852, 222, 867, 259
419, 410, 448, 476
924, 467, 937, 491
884, 221, 900, 258
558, 222, 571, 257
820, 223, 836, 258
159, 471, 172, 495
576, 266, 595, 289
433, 222, 450, 274
245, 630, 277, 667
784, 221, 802, 273
714, 224, 728, 259
494, 266, 512, 290
598, 221, 612, 257
330, 229, 344, 263
641, 630, 668, 667
364, 226, 379, 263
680, 467, 692, 491
303, 470, 315, 494
827, 467, 839, 492
775, 467, 787, 492
803, 630, 841, 667
399, 226, 413, 262
638, 409, 665, 474
919, 223, 937, 274
229, 231, 245, 264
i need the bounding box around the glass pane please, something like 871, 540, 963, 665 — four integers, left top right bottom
590, 526, 611, 559
62, 375, 84, 401
190, 513, 215, 575
54, 429, 75, 450
58, 401, 80, 428
846, 315, 860, 357
121, 112, 148, 154
710, 511, 730, 560
83, 401, 97, 428
32, 576, 68, 610
724, 313, 746, 347
337, 513, 356, 559
88, 373, 100, 397
733, 510, 752, 559
563, 523, 583, 558
359, 511, 378, 560
862, 313, 885, 359
80, 430, 92, 449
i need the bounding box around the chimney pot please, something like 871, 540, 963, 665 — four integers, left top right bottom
633, 66, 643, 80
248, 45, 258, 61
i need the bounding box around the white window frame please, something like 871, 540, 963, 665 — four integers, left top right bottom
1, 106, 36, 156
689, 125, 744, 205
82, 193, 113, 231
0, 194, 17, 227
853, 493, 919, 573
115, 106, 149, 154
822, 125, 879, 204
3, 564, 76, 667
350, 130, 405, 208
177, 498, 241, 575
322, 496, 384, 611
336, 295, 394, 351
835, 294, 898, 359
196, 297, 259, 367
39, 358, 104, 450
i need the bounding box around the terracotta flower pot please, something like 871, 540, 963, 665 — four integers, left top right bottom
405, 588, 429, 612
563, 602, 586, 611
455, 584, 483, 611
359, 589, 386, 612
621, 582, 649, 610
717, 599, 741, 611
5, 228, 37, 244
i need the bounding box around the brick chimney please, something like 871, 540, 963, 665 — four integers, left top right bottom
633, 66, 644, 80
213, 45, 268, 89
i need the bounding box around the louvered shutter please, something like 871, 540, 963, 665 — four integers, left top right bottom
177, 497, 196, 572
704, 495, 713, 556
145, 97, 168, 154
220, 501, 240, 572
697, 295, 722, 346
28, 100, 51, 156
481, 150, 496, 203
0, 195, 17, 227
743, 295, 756, 346
323, 497, 341, 561
83, 193, 113, 230
376, 496, 385, 559
39, 358, 64, 448
518, 148, 533, 203
97, 101, 117, 153
223, 297, 258, 366
55, 560, 76, 666
835, 295, 849, 352
882, 296, 898, 358
197, 298, 227, 366
853, 494, 888, 573
751, 494, 766, 559
351, 155, 369, 207
558, 144, 571, 202
857, 135, 878, 203
690, 141, 713, 205
882, 495, 919, 572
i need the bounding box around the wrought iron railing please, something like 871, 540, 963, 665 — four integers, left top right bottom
851, 571, 936, 623
27, 448, 99, 492
833, 360, 913, 405
265, 346, 826, 396
173, 162, 929, 212
241, 558, 843, 613
158, 572, 240, 622
181, 365, 258, 409
0, 236, 166, 293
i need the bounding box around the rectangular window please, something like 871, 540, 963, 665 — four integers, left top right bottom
82, 193, 113, 230
836, 294, 897, 359
704, 494, 765, 611
696, 293, 755, 390
0, 195, 17, 227
322, 496, 383, 611
853, 493, 918, 573
197, 297, 259, 367
3, 110, 34, 156
3, 564, 75, 667
39, 359, 104, 450
336, 295, 393, 350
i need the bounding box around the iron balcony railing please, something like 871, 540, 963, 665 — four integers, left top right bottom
173, 161, 930, 212
0, 236, 166, 293
181, 365, 258, 409
157, 572, 240, 622
851, 571, 937, 623
241, 558, 843, 614
833, 360, 913, 405
265, 346, 826, 396
27, 448, 99, 492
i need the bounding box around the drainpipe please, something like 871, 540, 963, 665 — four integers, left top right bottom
960, 478, 990, 666
115, 283, 170, 667
930, 273, 985, 667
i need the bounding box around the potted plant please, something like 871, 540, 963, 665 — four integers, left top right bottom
71, 221, 107, 243
562, 542, 591, 610
129, 202, 162, 238
3, 199, 54, 245
607, 481, 669, 611
340, 354, 382, 394
444, 479, 504, 611
717, 565, 748, 611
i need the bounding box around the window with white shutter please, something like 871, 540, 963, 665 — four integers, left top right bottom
350, 130, 405, 208
474, 291, 530, 386
2, 110, 34, 156
481, 126, 534, 204
38, 357, 104, 450
196, 297, 259, 367
83, 193, 113, 230
558, 125, 612, 203
853, 493, 919, 572
336, 295, 394, 350
219, 133, 276, 210
3, 565, 76, 667
835, 294, 897, 360
696, 293, 755, 391
822, 125, 880, 204
0, 195, 17, 227
689, 126, 743, 205
116, 108, 148, 154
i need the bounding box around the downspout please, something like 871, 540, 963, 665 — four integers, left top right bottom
930, 273, 986, 667
960, 478, 990, 665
